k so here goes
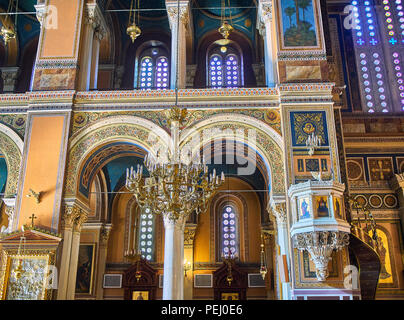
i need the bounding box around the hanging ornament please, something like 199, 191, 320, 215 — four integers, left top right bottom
215, 0, 234, 46
1, 0, 18, 46
127, 0, 141, 43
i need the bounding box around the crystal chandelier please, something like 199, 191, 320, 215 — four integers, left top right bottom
0, 0, 18, 46
125, 108, 225, 221
127, 0, 141, 42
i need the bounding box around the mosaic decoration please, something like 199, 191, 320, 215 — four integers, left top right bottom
351, 193, 398, 209
374, 229, 394, 284
346, 158, 365, 181
315, 196, 329, 218
298, 197, 311, 220
333, 197, 342, 219
0, 132, 22, 197
71, 109, 283, 137
0, 115, 26, 140
368, 158, 394, 181
290, 111, 329, 147
280, 0, 319, 47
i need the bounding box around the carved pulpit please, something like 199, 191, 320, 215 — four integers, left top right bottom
123, 258, 158, 300
0, 227, 61, 300
213, 261, 247, 300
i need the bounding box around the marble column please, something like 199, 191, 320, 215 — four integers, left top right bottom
0, 198, 16, 233
166, 1, 190, 89
57, 204, 88, 300
96, 224, 112, 300
90, 26, 106, 90
257, 0, 277, 86
0, 67, 19, 92
162, 214, 186, 300
78, 3, 106, 91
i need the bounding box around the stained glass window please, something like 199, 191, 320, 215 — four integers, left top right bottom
137, 47, 169, 90
221, 205, 238, 258
208, 45, 242, 88
137, 207, 155, 261
351, 0, 404, 111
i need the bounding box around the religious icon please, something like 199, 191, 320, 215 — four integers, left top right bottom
305, 159, 319, 172
75, 244, 95, 294
221, 293, 239, 300
373, 230, 393, 283
333, 198, 342, 219
298, 197, 310, 219
133, 291, 149, 300
321, 159, 328, 172
316, 197, 329, 217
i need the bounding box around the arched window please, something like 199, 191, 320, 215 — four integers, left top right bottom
137, 46, 169, 90
137, 207, 155, 261
208, 44, 242, 88
220, 205, 239, 258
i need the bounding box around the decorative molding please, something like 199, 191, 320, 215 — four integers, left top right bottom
184, 224, 197, 246
293, 231, 349, 281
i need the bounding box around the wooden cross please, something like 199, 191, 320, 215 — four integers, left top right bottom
371, 160, 391, 180
29, 214, 37, 228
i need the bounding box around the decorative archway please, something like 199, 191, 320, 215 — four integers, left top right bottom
180, 113, 285, 195
0, 124, 23, 198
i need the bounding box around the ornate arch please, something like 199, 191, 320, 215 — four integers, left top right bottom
64, 115, 171, 200
180, 113, 285, 194
0, 124, 23, 197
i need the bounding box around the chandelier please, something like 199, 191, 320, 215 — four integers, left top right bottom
12, 226, 27, 281
125, 107, 225, 221
0, 0, 18, 46
127, 0, 141, 42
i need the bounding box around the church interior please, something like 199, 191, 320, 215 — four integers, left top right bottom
0, 0, 403, 300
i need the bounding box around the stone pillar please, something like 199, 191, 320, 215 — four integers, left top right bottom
257, 0, 277, 86
162, 214, 186, 300
57, 204, 88, 300
268, 198, 291, 300
96, 224, 112, 300
166, 1, 190, 89
0, 67, 19, 92
184, 223, 196, 299
78, 3, 106, 91
89, 26, 106, 90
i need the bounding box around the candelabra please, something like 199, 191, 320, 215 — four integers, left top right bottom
305, 132, 322, 156
124, 249, 142, 282
183, 259, 191, 277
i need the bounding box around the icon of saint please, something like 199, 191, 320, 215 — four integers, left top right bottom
300, 199, 310, 219
317, 197, 329, 217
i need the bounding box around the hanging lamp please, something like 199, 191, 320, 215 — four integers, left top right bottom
215, 0, 234, 46
0, 0, 18, 46
127, 0, 141, 42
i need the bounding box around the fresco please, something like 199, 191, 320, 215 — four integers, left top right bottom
281, 0, 318, 47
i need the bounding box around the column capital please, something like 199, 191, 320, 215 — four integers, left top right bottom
61, 202, 89, 232
0, 67, 19, 92
184, 223, 197, 246
163, 212, 187, 231
390, 173, 404, 191
267, 195, 287, 226
100, 223, 112, 246
85, 2, 107, 38
34, 3, 48, 26
166, 0, 190, 30
257, 0, 273, 24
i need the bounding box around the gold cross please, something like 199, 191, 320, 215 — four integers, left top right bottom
371, 160, 391, 180
29, 214, 37, 228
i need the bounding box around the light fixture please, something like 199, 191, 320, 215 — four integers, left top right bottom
0, 0, 18, 46
124, 249, 142, 282
222, 250, 235, 286
215, 0, 234, 46
184, 259, 192, 277
259, 233, 267, 280
12, 226, 28, 281
305, 132, 322, 156
127, 0, 141, 42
